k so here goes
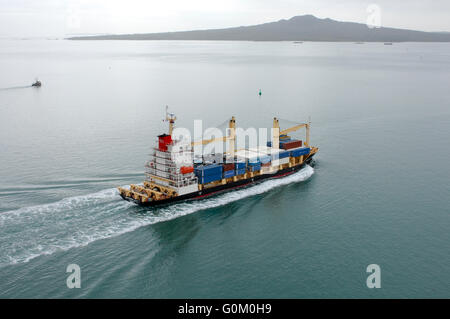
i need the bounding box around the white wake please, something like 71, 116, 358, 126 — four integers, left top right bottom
0, 165, 314, 266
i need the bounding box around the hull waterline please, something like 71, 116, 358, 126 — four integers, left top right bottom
120, 154, 315, 208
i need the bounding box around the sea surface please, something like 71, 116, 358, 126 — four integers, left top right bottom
0, 40, 449, 298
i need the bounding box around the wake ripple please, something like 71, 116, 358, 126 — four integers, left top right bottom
0, 165, 314, 266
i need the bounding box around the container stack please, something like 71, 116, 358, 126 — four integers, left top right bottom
235, 161, 246, 175
223, 163, 235, 178
268, 139, 303, 150
258, 153, 271, 166
235, 149, 260, 166
248, 161, 261, 172
280, 139, 302, 150
290, 147, 310, 157
278, 150, 290, 159
194, 164, 223, 184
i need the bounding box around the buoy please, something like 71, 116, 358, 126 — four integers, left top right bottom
259, 89, 262, 96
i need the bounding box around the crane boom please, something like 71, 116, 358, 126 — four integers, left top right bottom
279, 123, 307, 135
191, 116, 236, 151
276, 120, 311, 147
191, 136, 228, 146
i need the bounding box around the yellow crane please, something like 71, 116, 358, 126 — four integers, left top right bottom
190, 115, 310, 155
273, 117, 310, 148
191, 116, 236, 157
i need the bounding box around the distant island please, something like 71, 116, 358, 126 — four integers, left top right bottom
69, 14, 450, 42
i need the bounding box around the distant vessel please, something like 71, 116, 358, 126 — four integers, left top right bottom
118, 108, 318, 207
384, 42, 393, 45
31, 79, 41, 87
293, 41, 303, 44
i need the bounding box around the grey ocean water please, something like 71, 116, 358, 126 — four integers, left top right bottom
0, 40, 449, 298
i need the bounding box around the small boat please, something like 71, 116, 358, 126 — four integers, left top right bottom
32, 79, 41, 87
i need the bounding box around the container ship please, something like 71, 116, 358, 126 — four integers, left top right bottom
118, 110, 318, 207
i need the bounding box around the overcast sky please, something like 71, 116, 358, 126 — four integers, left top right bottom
1, 0, 449, 38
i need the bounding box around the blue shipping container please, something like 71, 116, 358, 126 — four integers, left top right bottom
235, 168, 246, 175
279, 139, 292, 145
290, 147, 310, 157
269, 138, 292, 148
200, 173, 223, 184
248, 164, 261, 172
224, 170, 235, 178
235, 161, 246, 169
248, 160, 261, 166
279, 150, 290, 159
195, 164, 223, 177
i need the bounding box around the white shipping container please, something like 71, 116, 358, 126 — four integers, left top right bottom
271, 157, 289, 166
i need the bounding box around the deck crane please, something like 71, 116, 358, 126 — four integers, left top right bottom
191, 116, 236, 157
272, 117, 311, 149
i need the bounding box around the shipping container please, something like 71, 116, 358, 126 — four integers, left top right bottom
224, 170, 235, 178
280, 139, 302, 150
278, 150, 290, 159
199, 173, 223, 184
194, 164, 223, 177
235, 161, 246, 169
235, 149, 260, 164
248, 164, 261, 171
247, 160, 261, 166
223, 163, 235, 171
290, 147, 310, 157
235, 168, 246, 175
271, 157, 290, 166
257, 146, 285, 161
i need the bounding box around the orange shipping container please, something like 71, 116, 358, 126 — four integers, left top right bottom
223, 163, 235, 171
281, 140, 302, 150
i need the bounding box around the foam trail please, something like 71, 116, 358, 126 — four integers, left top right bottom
0, 85, 31, 91
0, 165, 314, 267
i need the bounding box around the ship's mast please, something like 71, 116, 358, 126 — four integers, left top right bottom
165, 106, 177, 136
272, 117, 280, 149
228, 116, 236, 157
305, 116, 311, 147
